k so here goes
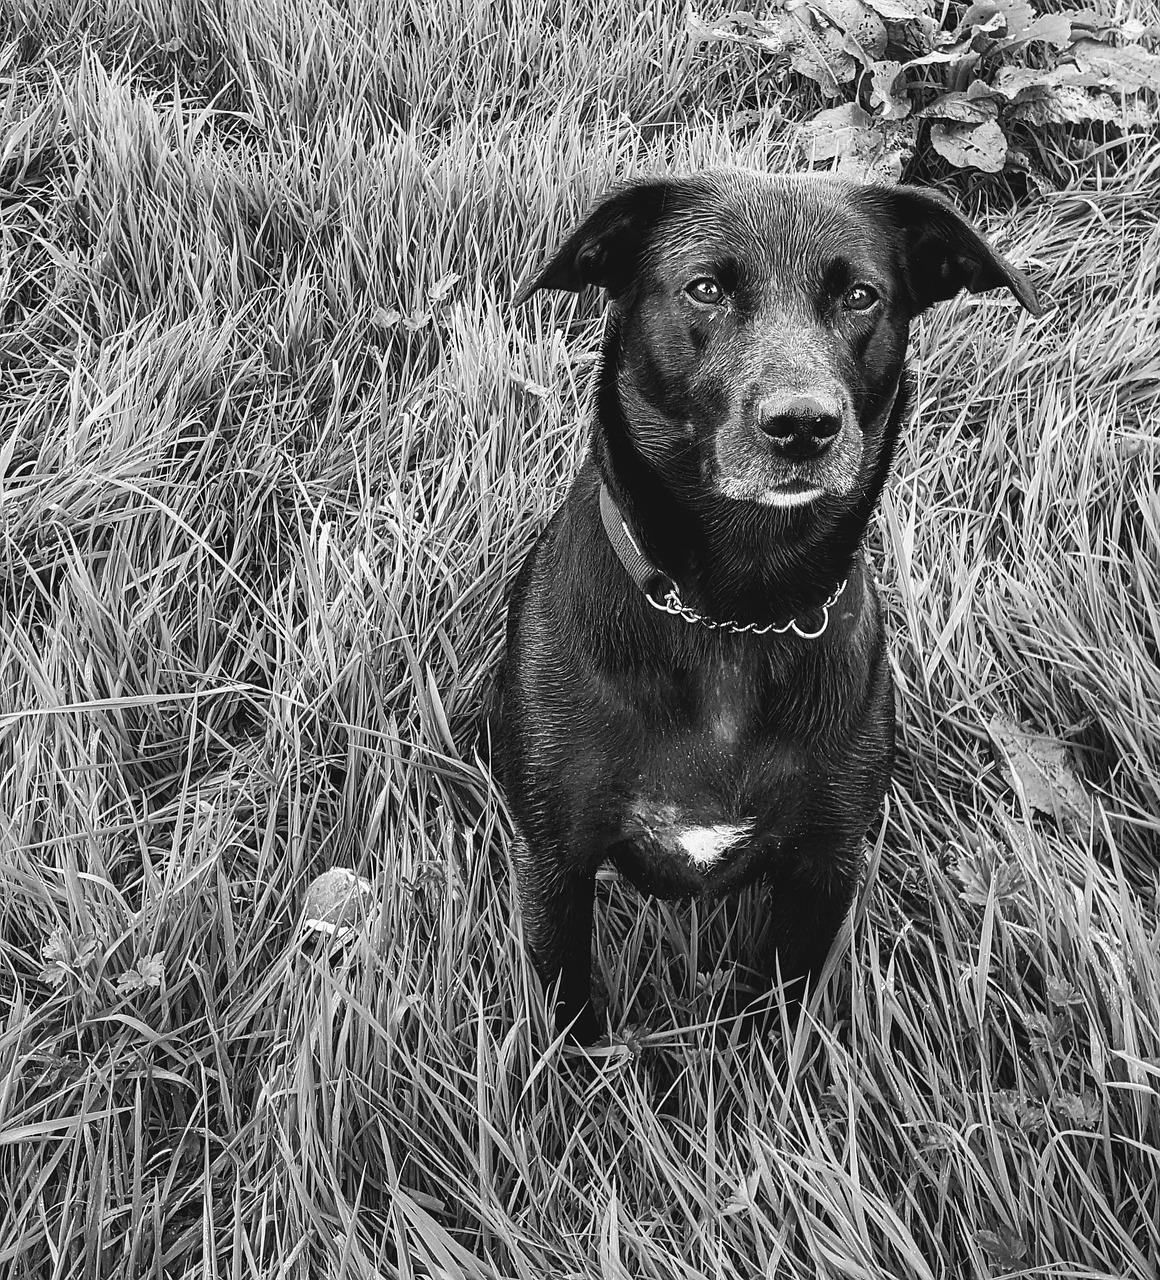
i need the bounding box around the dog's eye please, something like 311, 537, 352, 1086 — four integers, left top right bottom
843, 284, 880, 311
685, 277, 724, 305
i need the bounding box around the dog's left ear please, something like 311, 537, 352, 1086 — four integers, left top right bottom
874, 185, 1044, 318
513, 178, 684, 306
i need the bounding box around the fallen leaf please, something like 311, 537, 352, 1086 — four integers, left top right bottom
1026, 1008, 1069, 1051
1045, 976, 1084, 1007
797, 107, 914, 180
930, 118, 1008, 171
952, 846, 1025, 906
1070, 38, 1160, 92
1007, 86, 1121, 126
116, 954, 166, 995
1053, 1091, 1101, 1130
993, 62, 1106, 97
988, 717, 1091, 827
921, 87, 1000, 123
861, 0, 925, 17
975, 1225, 1029, 1270
798, 102, 876, 163
427, 271, 461, 304
869, 59, 911, 118
900, 40, 976, 73
810, 0, 887, 58
1120, 19, 1160, 42
1067, 8, 1129, 37
788, 20, 859, 94
993, 1088, 1036, 1127
959, 2, 1001, 30
1020, 12, 1073, 48
856, 118, 917, 180
957, 6, 1008, 43
302, 868, 376, 937
990, 0, 1033, 40
687, 7, 856, 95
510, 371, 552, 398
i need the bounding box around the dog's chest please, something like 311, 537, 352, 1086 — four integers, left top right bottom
614, 657, 799, 878
702, 658, 751, 747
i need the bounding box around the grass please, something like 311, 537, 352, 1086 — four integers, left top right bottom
1, 1, 1159, 1276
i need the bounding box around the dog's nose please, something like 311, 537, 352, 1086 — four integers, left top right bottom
756, 394, 843, 457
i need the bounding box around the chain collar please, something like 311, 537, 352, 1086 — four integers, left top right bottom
598, 482, 848, 640
644, 576, 847, 639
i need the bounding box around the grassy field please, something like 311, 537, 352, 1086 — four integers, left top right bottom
2, 1, 1159, 1276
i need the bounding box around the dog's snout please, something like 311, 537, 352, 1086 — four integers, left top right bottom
756, 394, 843, 457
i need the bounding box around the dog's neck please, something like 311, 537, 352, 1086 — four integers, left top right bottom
589, 313, 909, 627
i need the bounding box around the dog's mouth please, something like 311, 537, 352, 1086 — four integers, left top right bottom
754, 480, 826, 508
716, 456, 852, 508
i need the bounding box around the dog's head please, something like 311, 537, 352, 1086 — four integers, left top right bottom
516, 170, 1042, 512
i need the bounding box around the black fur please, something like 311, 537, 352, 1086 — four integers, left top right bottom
493, 169, 1041, 1043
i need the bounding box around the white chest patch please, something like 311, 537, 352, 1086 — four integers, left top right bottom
675, 821, 754, 867
711, 709, 741, 745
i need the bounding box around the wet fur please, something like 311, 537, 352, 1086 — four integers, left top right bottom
492, 169, 1041, 1043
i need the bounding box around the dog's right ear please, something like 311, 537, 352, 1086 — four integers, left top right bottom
513, 179, 681, 306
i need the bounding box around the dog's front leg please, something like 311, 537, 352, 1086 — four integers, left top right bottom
757, 851, 861, 1008
512, 837, 600, 1042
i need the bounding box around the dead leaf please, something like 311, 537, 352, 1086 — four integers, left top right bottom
861, 0, 924, 16
869, 60, 911, 118
510, 371, 552, 398
1026, 1008, 1069, 1051
1045, 977, 1084, 1007
1120, 19, 1160, 42
1053, 1091, 1100, 1130
798, 102, 876, 163
958, 2, 1001, 30
810, 0, 888, 58
1067, 9, 1127, 38
921, 87, 1000, 123
988, 716, 1091, 827
1020, 12, 1073, 48
1001, 147, 1055, 194
952, 845, 1025, 906
788, 18, 859, 94
957, 6, 1008, 44
1007, 86, 1121, 126
990, 0, 1033, 40
427, 271, 461, 304
302, 868, 376, 937
974, 1225, 1029, 1270
899, 40, 976, 74
993, 62, 1106, 98
1070, 38, 1160, 92
855, 118, 916, 181
373, 306, 405, 329
686, 7, 857, 95
993, 1089, 1037, 1128
930, 118, 1008, 171
116, 954, 166, 995
798, 107, 914, 180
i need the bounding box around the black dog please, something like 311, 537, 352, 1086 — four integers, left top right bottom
493, 169, 1041, 1043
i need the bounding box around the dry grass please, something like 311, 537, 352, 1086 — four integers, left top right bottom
1, 2, 1159, 1277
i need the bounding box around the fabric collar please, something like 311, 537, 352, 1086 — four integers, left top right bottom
598, 482, 667, 596
597, 482, 848, 640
